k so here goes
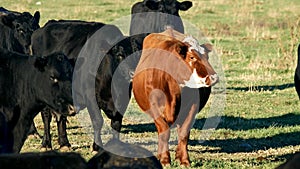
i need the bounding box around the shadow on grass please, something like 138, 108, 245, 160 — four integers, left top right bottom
227, 83, 295, 92
193, 112, 300, 131
122, 112, 300, 133
189, 131, 300, 153
122, 112, 300, 153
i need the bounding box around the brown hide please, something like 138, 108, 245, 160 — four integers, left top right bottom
132, 28, 218, 166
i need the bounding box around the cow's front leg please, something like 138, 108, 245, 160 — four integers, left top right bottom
154, 117, 171, 166
56, 115, 71, 151
175, 128, 190, 167
41, 109, 52, 151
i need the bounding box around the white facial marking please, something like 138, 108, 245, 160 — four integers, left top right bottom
183, 69, 209, 88
183, 36, 205, 55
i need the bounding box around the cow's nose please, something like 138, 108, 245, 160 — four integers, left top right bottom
68, 105, 77, 116
209, 74, 219, 86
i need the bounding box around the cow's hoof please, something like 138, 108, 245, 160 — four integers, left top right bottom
40, 147, 52, 152
160, 157, 171, 167
59, 146, 71, 152
27, 133, 41, 139
180, 160, 190, 167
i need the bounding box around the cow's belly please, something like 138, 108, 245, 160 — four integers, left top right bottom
133, 69, 181, 122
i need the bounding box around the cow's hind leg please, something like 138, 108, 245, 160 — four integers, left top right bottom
110, 112, 123, 140
175, 103, 199, 167
87, 103, 104, 153
154, 117, 171, 166
148, 89, 171, 166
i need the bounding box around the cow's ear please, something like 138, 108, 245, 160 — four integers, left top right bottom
34, 56, 48, 72
1, 14, 14, 28
32, 11, 40, 28
145, 0, 159, 10
200, 43, 213, 53
176, 42, 188, 59
178, 1, 193, 11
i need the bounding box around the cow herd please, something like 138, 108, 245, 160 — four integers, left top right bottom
0, 0, 299, 168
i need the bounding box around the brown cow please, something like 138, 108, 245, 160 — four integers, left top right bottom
132, 28, 218, 166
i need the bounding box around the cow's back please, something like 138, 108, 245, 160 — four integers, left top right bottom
31, 20, 106, 64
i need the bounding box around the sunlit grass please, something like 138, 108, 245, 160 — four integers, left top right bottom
2, 0, 300, 168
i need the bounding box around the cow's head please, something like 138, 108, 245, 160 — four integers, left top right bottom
34, 53, 76, 115
130, 0, 192, 35
140, 30, 218, 88
177, 37, 218, 88
144, 0, 192, 16
1, 11, 40, 54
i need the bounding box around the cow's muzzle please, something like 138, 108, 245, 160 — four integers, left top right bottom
209, 74, 219, 86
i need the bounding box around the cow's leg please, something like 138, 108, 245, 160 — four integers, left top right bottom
27, 122, 40, 138
56, 115, 71, 151
154, 117, 171, 166
175, 104, 198, 167
110, 113, 123, 139
176, 127, 190, 166
87, 102, 104, 153
41, 110, 52, 151
147, 89, 171, 166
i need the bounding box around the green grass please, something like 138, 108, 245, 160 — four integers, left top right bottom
2, 0, 300, 168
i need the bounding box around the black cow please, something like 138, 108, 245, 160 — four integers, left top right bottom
32, 20, 108, 150
87, 139, 163, 169
130, 0, 192, 36
0, 7, 40, 54
31, 20, 129, 151
129, 0, 192, 56
0, 151, 87, 169
295, 44, 300, 99
0, 48, 75, 153
276, 152, 300, 169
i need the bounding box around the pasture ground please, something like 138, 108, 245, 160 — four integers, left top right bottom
2, 0, 300, 168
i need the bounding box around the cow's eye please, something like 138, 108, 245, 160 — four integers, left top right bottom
190, 56, 196, 61
17, 29, 25, 36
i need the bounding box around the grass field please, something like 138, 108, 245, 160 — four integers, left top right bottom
2, 0, 300, 168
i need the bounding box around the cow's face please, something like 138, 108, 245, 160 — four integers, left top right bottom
1, 11, 40, 54
177, 37, 218, 88
34, 53, 76, 115
145, 0, 192, 15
